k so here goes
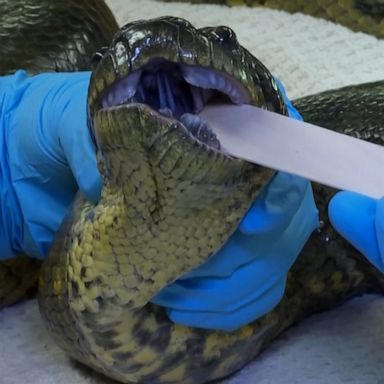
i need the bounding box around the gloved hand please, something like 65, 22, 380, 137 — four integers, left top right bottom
329, 192, 384, 272
152, 79, 320, 331
0, 70, 100, 259
1, 71, 319, 333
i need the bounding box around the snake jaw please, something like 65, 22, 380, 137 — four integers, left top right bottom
88, 16, 287, 153
98, 58, 253, 151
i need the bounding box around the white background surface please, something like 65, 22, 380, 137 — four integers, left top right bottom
1, 1, 384, 383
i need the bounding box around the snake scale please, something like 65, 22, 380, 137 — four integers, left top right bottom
1, 0, 384, 383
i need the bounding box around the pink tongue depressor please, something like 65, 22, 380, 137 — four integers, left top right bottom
200, 105, 384, 199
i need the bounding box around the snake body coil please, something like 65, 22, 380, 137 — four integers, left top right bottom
163, 0, 384, 39
1, 1, 384, 383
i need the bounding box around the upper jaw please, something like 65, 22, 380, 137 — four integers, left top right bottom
100, 60, 251, 113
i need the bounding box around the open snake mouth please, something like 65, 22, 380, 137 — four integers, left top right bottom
100, 59, 252, 150
89, 16, 287, 153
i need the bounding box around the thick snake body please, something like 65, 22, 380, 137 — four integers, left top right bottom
164, 0, 384, 39
1, 1, 384, 383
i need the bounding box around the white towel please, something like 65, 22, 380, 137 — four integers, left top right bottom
1, 1, 384, 383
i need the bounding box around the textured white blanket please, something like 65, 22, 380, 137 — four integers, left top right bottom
1, 1, 384, 383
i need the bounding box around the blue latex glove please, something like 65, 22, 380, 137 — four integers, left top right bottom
0, 70, 100, 259
152, 79, 320, 331
329, 192, 384, 272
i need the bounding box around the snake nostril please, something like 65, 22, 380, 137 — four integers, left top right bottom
201, 26, 237, 45
91, 46, 109, 69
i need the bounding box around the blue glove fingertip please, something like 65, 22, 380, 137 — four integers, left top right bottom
274, 77, 303, 122
329, 191, 383, 271
239, 172, 311, 235
165, 276, 286, 332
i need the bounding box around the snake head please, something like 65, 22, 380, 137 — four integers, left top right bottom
88, 16, 286, 155
85, 17, 284, 269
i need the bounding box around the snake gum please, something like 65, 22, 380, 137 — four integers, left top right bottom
35, 16, 384, 384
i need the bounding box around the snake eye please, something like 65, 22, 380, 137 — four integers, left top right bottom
201, 26, 237, 45
91, 46, 109, 69
214, 26, 237, 44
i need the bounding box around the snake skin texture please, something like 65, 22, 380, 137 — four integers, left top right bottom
162, 0, 384, 39
0, 0, 118, 75
1, 1, 384, 383
294, 81, 384, 145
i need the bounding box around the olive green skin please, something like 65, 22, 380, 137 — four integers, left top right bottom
163, 0, 384, 39
1, 1, 384, 384
0, 0, 118, 75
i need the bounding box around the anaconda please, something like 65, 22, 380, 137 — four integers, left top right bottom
1, 1, 384, 383
163, 0, 384, 39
